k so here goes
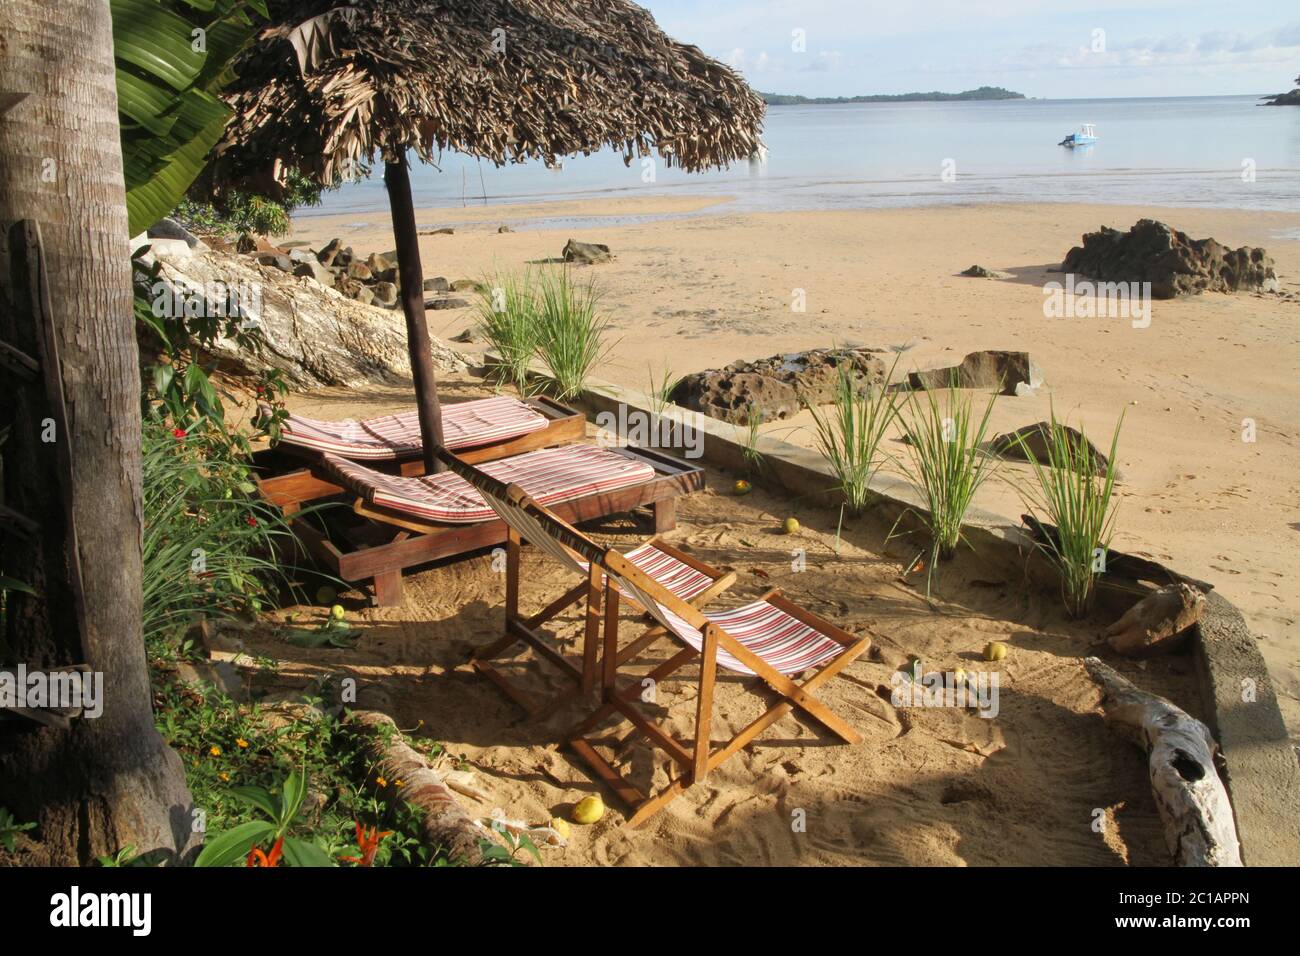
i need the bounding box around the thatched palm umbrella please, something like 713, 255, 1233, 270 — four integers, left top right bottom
209, 0, 765, 473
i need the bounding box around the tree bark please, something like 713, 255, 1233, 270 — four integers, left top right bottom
384, 156, 446, 473
0, 0, 196, 864
1084, 658, 1242, 866
347, 710, 488, 865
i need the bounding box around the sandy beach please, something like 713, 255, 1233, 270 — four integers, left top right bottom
287, 199, 1300, 740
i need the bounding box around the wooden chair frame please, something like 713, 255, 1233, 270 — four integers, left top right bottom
566, 550, 873, 828
473, 530, 737, 720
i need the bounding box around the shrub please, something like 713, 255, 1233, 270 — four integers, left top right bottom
894, 384, 999, 595
533, 268, 613, 401
1013, 409, 1123, 617
806, 357, 900, 513
475, 269, 541, 394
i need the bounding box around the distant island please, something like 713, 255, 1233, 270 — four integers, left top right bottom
760, 86, 1026, 105
1263, 75, 1300, 106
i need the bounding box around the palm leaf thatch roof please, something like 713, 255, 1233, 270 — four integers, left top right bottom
209, 0, 766, 192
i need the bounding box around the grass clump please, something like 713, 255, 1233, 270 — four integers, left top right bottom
893, 383, 998, 595
534, 267, 613, 401
806, 357, 900, 514
476, 269, 541, 394
1013, 409, 1123, 617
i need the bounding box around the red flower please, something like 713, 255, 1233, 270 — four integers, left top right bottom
246, 516, 258, 527
338, 821, 392, 867
172, 428, 186, 439
246, 836, 284, 868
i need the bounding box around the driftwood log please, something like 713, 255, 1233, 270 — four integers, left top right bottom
1084, 658, 1242, 866
347, 710, 494, 865
1104, 583, 1205, 656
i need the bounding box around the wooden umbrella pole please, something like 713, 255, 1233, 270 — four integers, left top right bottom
385, 154, 446, 473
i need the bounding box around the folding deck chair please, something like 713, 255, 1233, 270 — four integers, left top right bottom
259, 440, 704, 605
432, 446, 737, 719
568, 549, 873, 827
430, 477, 874, 827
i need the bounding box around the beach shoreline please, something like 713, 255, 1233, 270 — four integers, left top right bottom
286, 198, 1300, 739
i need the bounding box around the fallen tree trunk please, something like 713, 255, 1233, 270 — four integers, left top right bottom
1084, 657, 1242, 866
347, 710, 494, 866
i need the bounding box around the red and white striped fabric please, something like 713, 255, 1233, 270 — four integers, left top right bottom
664, 600, 845, 676
278, 395, 548, 460
616, 543, 715, 602
321, 443, 655, 524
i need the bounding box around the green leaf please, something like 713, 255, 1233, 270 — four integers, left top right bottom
279, 770, 307, 830
0, 575, 35, 595
193, 820, 276, 867
115, 69, 181, 137
228, 784, 279, 822
110, 0, 207, 92
281, 837, 337, 868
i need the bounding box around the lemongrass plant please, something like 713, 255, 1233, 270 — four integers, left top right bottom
534, 267, 614, 401
893, 383, 999, 595
806, 356, 900, 514
475, 268, 540, 394
646, 363, 682, 417
1013, 408, 1123, 617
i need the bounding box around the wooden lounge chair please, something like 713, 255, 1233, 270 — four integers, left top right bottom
259, 440, 704, 606
428, 468, 873, 827
256, 394, 585, 474
432, 447, 736, 719
560, 527, 872, 827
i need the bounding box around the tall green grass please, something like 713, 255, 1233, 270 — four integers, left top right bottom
1013, 409, 1123, 617
475, 269, 541, 394
806, 357, 900, 513
533, 268, 613, 402
646, 363, 682, 418
894, 384, 998, 594
142, 416, 299, 657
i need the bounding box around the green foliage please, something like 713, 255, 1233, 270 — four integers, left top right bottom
154, 677, 441, 867
533, 268, 614, 401
475, 269, 542, 394
1012, 409, 1124, 617
113, 0, 267, 236
741, 404, 765, 477
646, 363, 682, 418
893, 384, 999, 596
141, 415, 298, 657
0, 807, 37, 853
174, 169, 332, 238
133, 241, 290, 453
479, 827, 543, 867
806, 357, 900, 514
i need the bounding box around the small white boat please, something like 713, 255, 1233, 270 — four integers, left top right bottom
1059, 123, 1098, 147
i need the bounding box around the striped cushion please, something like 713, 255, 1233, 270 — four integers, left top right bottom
619, 543, 715, 602
322, 444, 655, 524
646, 597, 844, 676
278, 395, 548, 460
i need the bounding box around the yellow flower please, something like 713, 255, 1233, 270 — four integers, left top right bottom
376, 776, 388, 788
218, 772, 230, 782
209, 745, 222, 757
236, 738, 249, 749
394, 779, 404, 788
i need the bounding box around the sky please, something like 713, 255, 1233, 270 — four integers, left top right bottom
642, 0, 1300, 99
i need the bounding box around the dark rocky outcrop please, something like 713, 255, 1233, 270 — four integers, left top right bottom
907, 350, 1041, 395
991, 421, 1111, 476
671, 347, 888, 425
1062, 219, 1278, 299
562, 239, 612, 264
960, 264, 1001, 278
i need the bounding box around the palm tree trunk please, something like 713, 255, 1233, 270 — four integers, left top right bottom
0, 0, 196, 864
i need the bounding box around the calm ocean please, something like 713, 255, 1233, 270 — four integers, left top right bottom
307, 95, 1300, 220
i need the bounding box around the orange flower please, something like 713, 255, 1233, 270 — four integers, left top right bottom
246, 836, 285, 868
339, 822, 392, 867
209, 745, 222, 757
236, 738, 249, 749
